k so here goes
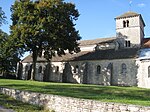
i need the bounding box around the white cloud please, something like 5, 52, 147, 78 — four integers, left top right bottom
137, 3, 146, 8
129, 1, 132, 5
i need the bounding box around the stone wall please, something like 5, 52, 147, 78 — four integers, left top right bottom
20, 58, 139, 87
68, 59, 138, 86
136, 59, 150, 88
0, 87, 150, 112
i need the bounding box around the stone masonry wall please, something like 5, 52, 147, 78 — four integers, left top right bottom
0, 87, 150, 112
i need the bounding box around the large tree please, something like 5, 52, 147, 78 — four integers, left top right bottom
10, 0, 81, 80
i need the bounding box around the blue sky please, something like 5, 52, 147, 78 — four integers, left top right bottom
1, 0, 150, 40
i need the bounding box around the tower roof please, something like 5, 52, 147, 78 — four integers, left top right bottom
115, 11, 145, 27
115, 11, 140, 19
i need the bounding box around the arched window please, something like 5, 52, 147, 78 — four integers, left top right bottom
56, 66, 59, 72
127, 20, 129, 27
128, 41, 131, 47
148, 66, 150, 78
38, 66, 42, 73
97, 65, 101, 74
121, 63, 127, 74
123, 20, 129, 28
123, 20, 126, 27
125, 41, 128, 47
74, 65, 79, 73
125, 40, 131, 47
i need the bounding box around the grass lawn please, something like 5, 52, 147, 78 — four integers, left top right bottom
0, 79, 150, 106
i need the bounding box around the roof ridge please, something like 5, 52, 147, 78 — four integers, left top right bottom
79, 37, 117, 46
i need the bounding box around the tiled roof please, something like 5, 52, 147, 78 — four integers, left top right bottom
79, 37, 116, 46
22, 51, 90, 63
115, 11, 140, 19
142, 38, 150, 48
22, 48, 138, 63
22, 54, 46, 63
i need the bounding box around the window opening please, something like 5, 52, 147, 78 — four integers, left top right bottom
128, 41, 131, 47
56, 66, 59, 72
123, 21, 126, 27
121, 63, 127, 74
125, 40, 131, 47
38, 66, 42, 73
123, 20, 129, 28
74, 65, 79, 73
97, 65, 101, 74
127, 20, 129, 27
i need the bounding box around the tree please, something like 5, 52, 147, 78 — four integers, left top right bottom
0, 29, 20, 78
10, 0, 81, 80
0, 7, 20, 78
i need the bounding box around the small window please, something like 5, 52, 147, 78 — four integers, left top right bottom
97, 65, 101, 74
148, 66, 150, 78
74, 65, 79, 73
127, 20, 129, 27
128, 41, 131, 47
123, 21, 126, 27
38, 66, 42, 73
125, 40, 131, 47
121, 63, 127, 74
123, 20, 129, 28
125, 41, 128, 47
56, 66, 59, 72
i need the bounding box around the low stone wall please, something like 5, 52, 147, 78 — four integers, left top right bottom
0, 87, 150, 112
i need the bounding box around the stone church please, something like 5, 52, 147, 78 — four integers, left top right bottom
17, 11, 150, 88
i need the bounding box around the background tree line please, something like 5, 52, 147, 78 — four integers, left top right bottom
0, 7, 20, 78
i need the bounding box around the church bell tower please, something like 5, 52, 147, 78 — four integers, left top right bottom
115, 11, 145, 48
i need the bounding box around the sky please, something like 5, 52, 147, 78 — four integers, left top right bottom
1, 0, 150, 41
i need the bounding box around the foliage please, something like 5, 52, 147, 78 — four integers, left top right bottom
0, 7, 20, 78
0, 79, 150, 106
0, 7, 6, 26
10, 0, 81, 80
0, 30, 20, 78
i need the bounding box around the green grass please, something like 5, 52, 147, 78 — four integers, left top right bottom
0, 93, 46, 112
0, 79, 150, 106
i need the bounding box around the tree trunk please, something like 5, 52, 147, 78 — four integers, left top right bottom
30, 50, 38, 80
2, 70, 6, 78
1, 71, 4, 77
